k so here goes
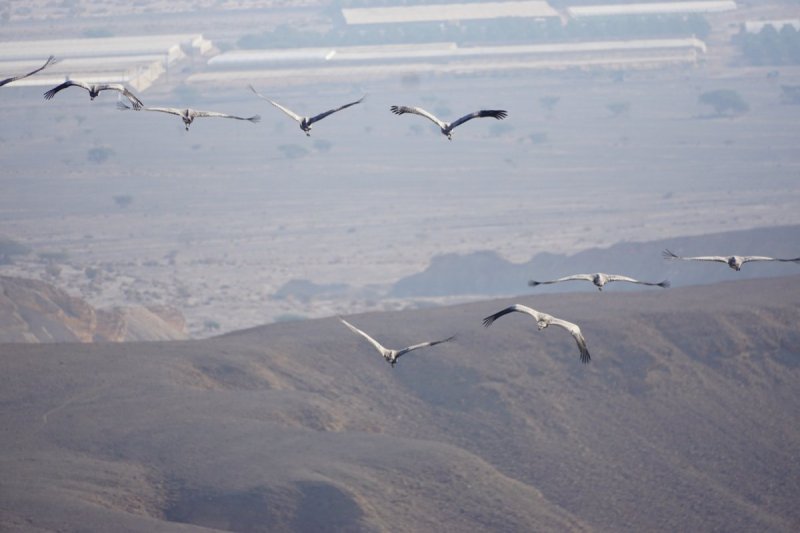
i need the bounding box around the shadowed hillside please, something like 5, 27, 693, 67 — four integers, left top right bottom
391, 225, 800, 297
0, 276, 187, 343
1, 277, 799, 532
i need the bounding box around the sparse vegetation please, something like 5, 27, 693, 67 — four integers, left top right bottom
735, 24, 800, 65
83, 28, 113, 38
87, 146, 114, 164
698, 89, 749, 117
781, 85, 800, 105
0, 237, 30, 264
113, 195, 133, 208
606, 101, 630, 118
278, 144, 310, 159
313, 139, 333, 153
38, 251, 69, 263
203, 319, 221, 331
539, 95, 560, 114
529, 132, 548, 144
489, 123, 514, 137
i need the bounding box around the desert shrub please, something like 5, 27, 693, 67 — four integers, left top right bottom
113, 194, 133, 208
781, 85, 800, 104
87, 146, 114, 164
539, 95, 560, 113
698, 89, 749, 116
607, 101, 630, 117
278, 144, 309, 159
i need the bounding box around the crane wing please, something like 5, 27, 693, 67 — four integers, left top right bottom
604, 274, 670, 287
1, 55, 56, 87
662, 249, 727, 263
193, 110, 261, 122
448, 109, 507, 130
96, 84, 143, 109
139, 106, 184, 116
482, 304, 541, 327
740, 256, 792, 264
529, 274, 593, 287
43, 80, 90, 100
396, 335, 456, 357
307, 96, 366, 125
549, 317, 591, 364
249, 85, 302, 122
340, 318, 389, 356
390, 106, 446, 129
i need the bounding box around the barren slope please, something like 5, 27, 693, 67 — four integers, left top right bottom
1, 276, 799, 532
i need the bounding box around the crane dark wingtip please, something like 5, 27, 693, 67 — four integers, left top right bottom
482, 316, 495, 328
528, 280, 540, 287
390, 105, 403, 115
581, 351, 591, 364
659, 280, 671, 288
662, 249, 678, 259
249, 115, 261, 123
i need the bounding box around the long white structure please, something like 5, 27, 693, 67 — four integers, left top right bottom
195, 38, 707, 86
0, 34, 214, 92
342, 1, 559, 25
568, 1, 737, 18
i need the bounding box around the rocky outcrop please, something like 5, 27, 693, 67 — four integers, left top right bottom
0, 276, 187, 343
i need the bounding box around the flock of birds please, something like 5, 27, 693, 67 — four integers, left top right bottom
341, 249, 800, 367
3, 55, 510, 137
4, 56, 800, 367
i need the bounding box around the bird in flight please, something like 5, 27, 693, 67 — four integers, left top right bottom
1, 55, 57, 88
482, 304, 591, 364
249, 85, 365, 136
529, 273, 670, 291
663, 249, 800, 271
117, 101, 260, 130
44, 80, 143, 109
339, 317, 455, 368
390, 105, 507, 140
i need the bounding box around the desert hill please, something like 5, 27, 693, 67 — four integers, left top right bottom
0, 276, 187, 343
1, 276, 799, 532
391, 225, 800, 297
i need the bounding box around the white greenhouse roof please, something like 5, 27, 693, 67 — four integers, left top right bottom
342, 1, 559, 25
568, 1, 737, 18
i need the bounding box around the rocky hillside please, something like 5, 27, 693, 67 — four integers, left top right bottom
391, 225, 800, 297
1, 276, 798, 531
0, 276, 187, 343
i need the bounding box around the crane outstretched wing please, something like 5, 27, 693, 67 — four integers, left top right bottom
529, 274, 594, 287
43, 80, 91, 100
549, 318, 591, 364
340, 318, 388, 356
308, 96, 366, 125
741, 256, 800, 264
605, 274, 670, 288
193, 110, 261, 122
448, 109, 507, 130
482, 304, 541, 327
96, 84, 143, 109
390, 105, 447, 129
249, 85, 302, 122
396, 336, 456, 357
662, 249, 728, 263
1, 55, 56, 87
